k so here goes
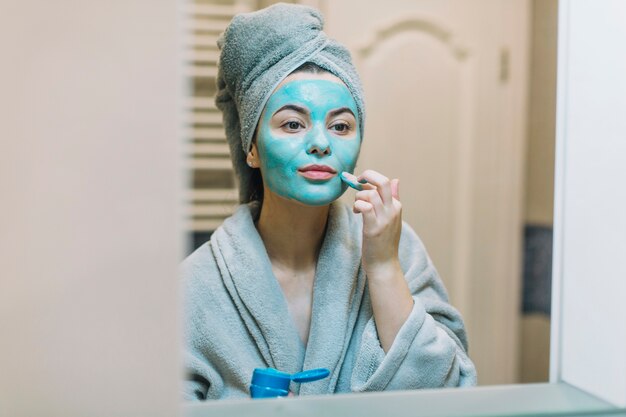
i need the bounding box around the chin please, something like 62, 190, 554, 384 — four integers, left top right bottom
290, 189, 346, 207
289, 184, 348, 207
267, 181, 348, 207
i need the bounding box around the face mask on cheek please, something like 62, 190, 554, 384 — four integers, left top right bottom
256, 79, 361, 206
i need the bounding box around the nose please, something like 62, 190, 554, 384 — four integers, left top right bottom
306, 126, 331, 156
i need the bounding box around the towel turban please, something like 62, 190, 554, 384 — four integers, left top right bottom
215, 3, 365, 203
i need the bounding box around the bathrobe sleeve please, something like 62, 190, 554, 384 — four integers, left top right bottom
350, 222, 478, 391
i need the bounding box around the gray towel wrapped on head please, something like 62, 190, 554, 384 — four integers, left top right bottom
216, 3, 366, 203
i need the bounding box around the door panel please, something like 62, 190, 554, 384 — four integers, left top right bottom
323, 0, 530, 385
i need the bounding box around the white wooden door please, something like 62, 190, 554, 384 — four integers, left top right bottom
320, 0, 530, 385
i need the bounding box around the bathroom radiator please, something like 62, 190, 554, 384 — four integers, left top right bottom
183, 0, 256, 251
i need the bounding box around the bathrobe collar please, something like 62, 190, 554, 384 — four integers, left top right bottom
210, 201, 366, 393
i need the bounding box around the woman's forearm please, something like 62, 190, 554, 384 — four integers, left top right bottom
348, 169, 414, 352
366, 259, 414, 353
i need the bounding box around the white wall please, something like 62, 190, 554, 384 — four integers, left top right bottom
552, 0, 626, 407
0, 1, 183, 416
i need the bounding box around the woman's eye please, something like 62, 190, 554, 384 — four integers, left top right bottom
330, 122, 351, 133
283, 121, 302, 131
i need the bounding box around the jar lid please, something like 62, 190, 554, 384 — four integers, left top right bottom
251, 368, 292, 391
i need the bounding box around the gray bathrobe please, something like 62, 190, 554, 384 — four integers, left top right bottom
182, 201, 477, 400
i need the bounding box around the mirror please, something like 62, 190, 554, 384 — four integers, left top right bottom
3, 0, 625, 414
182, 0, 558, 395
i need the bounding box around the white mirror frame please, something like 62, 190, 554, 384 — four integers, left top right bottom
1, 1, 624, 416
548, 0, 626, 407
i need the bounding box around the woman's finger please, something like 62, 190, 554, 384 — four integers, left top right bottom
391, 178, 400, 201
357, 169, 393, 205
355, 189, 384, 217
353, 200, 377, 229
341, 171, 376, 191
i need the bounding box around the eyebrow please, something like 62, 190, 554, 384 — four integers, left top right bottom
273, 104, 308, 116
327, 107, 356, 119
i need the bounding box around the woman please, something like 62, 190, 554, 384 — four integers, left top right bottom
182, 3, 477, 400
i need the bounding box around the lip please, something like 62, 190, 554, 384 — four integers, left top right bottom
297, 164, 337, 181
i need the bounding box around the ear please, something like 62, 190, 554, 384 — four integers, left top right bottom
246, 143, 260, 168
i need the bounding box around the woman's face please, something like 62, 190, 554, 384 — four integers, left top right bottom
255, 72, 361, 206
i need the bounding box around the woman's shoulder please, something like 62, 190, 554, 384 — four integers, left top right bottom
180, 202, 258, 282
180, 239, 214, 279
180, 240, 218, 288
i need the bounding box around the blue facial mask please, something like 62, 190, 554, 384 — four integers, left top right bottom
256, 78, 361, 206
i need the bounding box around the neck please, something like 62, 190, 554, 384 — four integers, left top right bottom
256, 189, 329, 271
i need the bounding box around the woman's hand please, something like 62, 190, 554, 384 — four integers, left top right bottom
347, 169, 402, 276
346, 169, 413, 352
